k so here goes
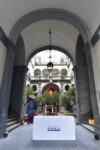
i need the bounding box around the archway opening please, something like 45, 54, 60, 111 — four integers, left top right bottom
6, 10, 95, 136
25, 49, 76, 118
7, 36, 94, 133
42, 83, 60, 94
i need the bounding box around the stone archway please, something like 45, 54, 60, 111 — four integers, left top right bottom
9, 44, 74, 122
9, 8, 90, 44
1, 8, 99, 139
26, 45, 74, 66
42, 83, 60, 94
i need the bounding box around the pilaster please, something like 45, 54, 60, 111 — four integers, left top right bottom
0, 28, 15, 138
83, 42, 100, 139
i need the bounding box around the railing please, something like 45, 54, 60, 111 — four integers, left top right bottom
30, 76, 72, 81
34, 63, 68, 66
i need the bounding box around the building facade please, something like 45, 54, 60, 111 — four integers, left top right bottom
27, 50, 74, 94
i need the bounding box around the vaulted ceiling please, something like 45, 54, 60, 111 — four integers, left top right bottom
21, 20, 79, 62
0, 0, 100, 36
0, 0, 100, 65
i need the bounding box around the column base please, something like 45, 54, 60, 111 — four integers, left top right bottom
94, 134, 100, 140
94, 124, 100, 140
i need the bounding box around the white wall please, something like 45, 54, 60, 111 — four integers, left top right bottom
0, 41, 6, 89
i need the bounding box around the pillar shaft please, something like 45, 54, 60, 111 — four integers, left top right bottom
60, 83, 64, 94
9, 65, 28, 122
83, 43, 100, 138
75, 35, 92, 124
38, 83, 41, 95
0, 43, 15, 138
73, 65, 92, 124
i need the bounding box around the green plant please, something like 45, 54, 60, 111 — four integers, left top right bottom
42, 90, 60, 106
35, 95, 42, 105
52, 91, 59, 105
60, 87, 76, 112
34, 95, 42, 111
60, 94, 68, 109
26, 87, 35, 103
42, 90, 52, 105
66, 87, 76, 106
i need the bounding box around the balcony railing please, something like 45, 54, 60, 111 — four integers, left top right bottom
30, 75, 71, 81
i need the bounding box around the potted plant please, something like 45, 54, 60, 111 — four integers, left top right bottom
26, 87, 35, 103
60, 87, 76, 113
41, 90, 60, 115
34, 95, 42, 115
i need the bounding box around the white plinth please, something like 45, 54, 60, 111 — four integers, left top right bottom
33, 116, 76, 141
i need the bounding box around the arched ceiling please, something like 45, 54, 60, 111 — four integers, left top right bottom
21, 20, 79, 63
0, 0, 100, 37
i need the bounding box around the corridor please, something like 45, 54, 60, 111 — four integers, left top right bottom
0, 125, 100, 150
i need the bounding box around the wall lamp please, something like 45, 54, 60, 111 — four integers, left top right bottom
91, 25, 100, 47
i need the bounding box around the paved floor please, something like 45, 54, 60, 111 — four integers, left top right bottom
0, 124, 100, 150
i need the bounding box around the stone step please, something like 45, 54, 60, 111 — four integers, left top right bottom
7, 123, 21, 132
7, 117, 16, 122
81, 124, 94, 133
7, 115, 21, 132
7, 120, 18, 127
7, 115, 11, 119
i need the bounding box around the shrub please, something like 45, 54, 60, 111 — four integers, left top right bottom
60, 87, 76, 112
42, 90, 60, 106
26, 87, 35, 103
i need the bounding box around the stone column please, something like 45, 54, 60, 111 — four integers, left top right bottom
38, 83, 41, 95
0, 42, 15, 138
73, 65, 92, 124
10, 65, 28, 123
83, 42, 100, 139
60, 82, 64, 94
75, 35, 92, 124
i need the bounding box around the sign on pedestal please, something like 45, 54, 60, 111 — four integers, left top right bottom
33, 116, 76, 141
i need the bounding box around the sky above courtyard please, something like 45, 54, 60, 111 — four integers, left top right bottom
33, 50, 70, 65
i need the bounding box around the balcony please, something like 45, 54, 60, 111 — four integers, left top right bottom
30, 75, 71, 83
